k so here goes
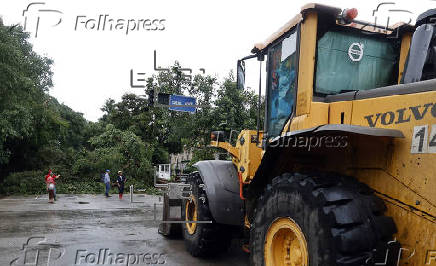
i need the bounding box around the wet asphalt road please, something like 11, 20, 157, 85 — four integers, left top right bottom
0, 194, 248, 266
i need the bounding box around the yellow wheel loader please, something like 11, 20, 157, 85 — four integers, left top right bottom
160, 3, 436, 265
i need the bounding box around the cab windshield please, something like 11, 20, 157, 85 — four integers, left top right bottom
315, 30, 399, 95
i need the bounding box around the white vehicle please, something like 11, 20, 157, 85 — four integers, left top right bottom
156, 164, 170, 180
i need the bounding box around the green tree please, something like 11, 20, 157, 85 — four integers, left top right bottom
0, 22, 53, 168
73, 124, 153, 182
212, 72, 264, 137
0, 20, 93, 182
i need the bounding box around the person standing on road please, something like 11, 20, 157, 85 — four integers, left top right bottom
104, 169, 111, 197
116, 170, 127, 199
46, 174, 56, 203
45, 169, 60, 201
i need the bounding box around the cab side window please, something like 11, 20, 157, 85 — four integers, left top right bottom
266, 30, 299, 138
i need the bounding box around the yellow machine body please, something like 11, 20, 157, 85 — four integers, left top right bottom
213, 4, 436, 265
211, 130, 263, 184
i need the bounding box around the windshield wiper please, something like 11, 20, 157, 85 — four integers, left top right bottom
338, 89, 359, 94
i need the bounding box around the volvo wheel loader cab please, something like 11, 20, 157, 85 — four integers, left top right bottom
160, 3, 436, 265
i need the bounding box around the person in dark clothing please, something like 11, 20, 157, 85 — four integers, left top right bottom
116, 170, 126, 199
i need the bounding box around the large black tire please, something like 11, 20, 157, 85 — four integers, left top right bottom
250, 172, 399, 266
182, 172, 231, 257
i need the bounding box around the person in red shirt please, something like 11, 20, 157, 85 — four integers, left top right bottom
45, 170, 60, 202
44, 169, 52, 182
46, 174, 55, 203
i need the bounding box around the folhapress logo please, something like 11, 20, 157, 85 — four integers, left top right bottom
22, 2, 63, 38
22, 2, 166, 37
9, 236, 65, 266
74, 15, 166, 35
75, 249, 166, 265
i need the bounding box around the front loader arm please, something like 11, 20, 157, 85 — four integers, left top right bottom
210, 140, 240, 161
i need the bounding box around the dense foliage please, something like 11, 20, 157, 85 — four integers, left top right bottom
0, 20, 264, 195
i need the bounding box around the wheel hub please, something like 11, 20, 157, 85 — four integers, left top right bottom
264, 217, 308, 266
185, 195, 197, 235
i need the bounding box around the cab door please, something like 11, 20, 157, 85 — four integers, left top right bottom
265, 27, 300, 139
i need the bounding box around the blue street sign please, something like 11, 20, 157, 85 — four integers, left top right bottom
169, 95, 196, 113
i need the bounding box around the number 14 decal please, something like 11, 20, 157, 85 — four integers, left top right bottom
411, 125, 436, 154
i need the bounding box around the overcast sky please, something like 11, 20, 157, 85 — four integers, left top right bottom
1, 0, 435, 121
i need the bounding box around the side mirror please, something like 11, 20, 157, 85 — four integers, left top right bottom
237, 60, 245, 90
